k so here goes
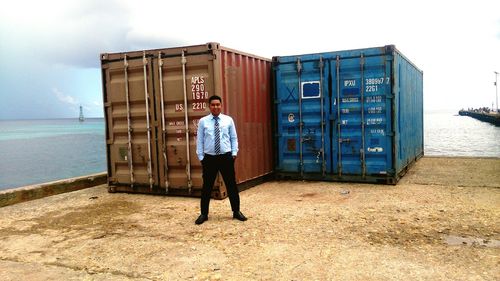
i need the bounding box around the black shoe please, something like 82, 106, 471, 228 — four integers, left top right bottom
233, 211, 248, 221
195, 214, 208, 225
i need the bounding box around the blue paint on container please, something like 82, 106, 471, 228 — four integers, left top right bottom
272, 45, 423, 184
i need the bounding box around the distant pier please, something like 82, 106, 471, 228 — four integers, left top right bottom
458, 110, 500, 126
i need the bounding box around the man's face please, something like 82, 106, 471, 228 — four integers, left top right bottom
209, 99, 222, 116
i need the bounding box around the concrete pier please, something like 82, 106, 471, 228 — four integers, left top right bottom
0, 172, 107, 208
459, 110, 500, 126
0, 157, 499, 280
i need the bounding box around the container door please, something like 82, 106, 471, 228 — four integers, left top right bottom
275, 57, 330, 176
332, 54, 393, 177
103, 54, 158, 188
155, 49, 216, 193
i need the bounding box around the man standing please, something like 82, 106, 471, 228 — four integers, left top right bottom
195, 95, 247, 225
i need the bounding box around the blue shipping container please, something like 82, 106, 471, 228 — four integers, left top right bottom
273, 45, 423, 184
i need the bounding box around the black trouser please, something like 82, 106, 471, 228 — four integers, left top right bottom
200, 152, 240, 215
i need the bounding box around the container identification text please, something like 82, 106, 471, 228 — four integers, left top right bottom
191, 75, 208, 111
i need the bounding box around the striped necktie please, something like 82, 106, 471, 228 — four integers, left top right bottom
214, 116, 220, 154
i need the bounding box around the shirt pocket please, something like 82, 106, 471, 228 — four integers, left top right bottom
220, 124, 230, 135
204, 124, 214, 136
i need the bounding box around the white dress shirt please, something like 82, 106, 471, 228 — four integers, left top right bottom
196, 113, 238, 161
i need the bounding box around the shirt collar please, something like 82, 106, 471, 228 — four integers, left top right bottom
211, 113, 221, 119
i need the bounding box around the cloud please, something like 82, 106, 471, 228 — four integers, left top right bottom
53, 88, 77, 105
0, 0, 182, 69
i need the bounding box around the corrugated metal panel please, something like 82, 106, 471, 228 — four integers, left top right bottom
393, 49, 424, 174
101, 43, 273, 197
273, 45, 423, 184
219, 49, 273, 184
102, 53, 158, 189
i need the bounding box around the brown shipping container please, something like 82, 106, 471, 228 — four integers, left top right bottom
100, 43, 273, 198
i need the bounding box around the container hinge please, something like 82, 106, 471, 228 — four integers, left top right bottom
387, 132, 395, 136
387, 168, 396, 174
274, 99, 281, 104
387, 95, 395, 99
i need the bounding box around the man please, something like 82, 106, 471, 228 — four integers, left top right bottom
195, 95, 247, 225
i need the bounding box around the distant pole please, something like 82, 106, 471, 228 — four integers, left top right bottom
495, 71, 499, 113
79, 105, 85, 122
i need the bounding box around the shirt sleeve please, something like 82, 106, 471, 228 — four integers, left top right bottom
196, 118, 205, 161
229, 117, 238, 156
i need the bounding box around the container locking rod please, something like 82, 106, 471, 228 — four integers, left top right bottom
336, 56, 342, 177
158, 52, 169, 192
143, 51, 154, 189
181, 50, 193, 191
319, 56, 326, 176
360, 53, 366, 179
124, 55, 135, 187
297, 58, 304, 178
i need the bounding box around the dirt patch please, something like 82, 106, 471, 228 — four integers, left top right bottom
0, 200, 143, 237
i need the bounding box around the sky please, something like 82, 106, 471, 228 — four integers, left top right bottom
0, 0, 499, 119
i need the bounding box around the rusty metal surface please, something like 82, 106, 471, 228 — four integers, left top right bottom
101, 43, 273, 197
218, 48, 273, 184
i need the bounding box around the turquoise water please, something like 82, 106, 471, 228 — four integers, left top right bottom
0, 119, 104, 141
0, 119, 106, 190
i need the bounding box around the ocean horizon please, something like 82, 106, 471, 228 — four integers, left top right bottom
1, 111, 499, 191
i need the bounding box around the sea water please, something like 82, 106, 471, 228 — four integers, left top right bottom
0, 118, 106, 190
424, 110, 500, 157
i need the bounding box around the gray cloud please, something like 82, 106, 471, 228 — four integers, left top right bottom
15, 0, 184, 69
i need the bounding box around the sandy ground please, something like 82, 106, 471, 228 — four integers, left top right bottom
0, 156, 499, 281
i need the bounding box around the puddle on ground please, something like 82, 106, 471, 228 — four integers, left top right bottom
444, 235, 500, 248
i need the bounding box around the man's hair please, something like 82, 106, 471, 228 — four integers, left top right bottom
208, 95, 222, 103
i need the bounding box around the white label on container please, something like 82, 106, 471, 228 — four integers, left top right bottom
288, 113, 295, 123
367, 147, 384, 152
